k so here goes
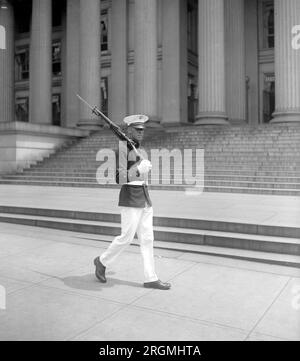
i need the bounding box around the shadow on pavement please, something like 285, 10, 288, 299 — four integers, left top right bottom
32, 270, 143, 291
61, 274, 143, 290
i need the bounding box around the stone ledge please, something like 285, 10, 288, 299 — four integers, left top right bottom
0, 122, 91, 174
0, 121, 91, 138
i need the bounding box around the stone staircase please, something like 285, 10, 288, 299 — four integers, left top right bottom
0, 124, 300, 196
0, 205, 299, 268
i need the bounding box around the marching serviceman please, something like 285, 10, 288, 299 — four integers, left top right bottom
93, 115, 171, 290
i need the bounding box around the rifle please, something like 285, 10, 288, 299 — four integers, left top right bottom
76, 94, 142, 158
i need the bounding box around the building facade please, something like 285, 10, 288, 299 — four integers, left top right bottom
1, 0, 300, 130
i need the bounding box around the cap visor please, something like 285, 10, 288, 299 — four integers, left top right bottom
131, 125, 145, 129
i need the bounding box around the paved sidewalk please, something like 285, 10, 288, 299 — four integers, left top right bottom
0, 222, 299, 341
0, 185, 299, 227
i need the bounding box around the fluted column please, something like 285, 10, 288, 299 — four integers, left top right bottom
162, 0, 187, 125
78, 0, 102, 129
65, 0, 80, 127
272, 0, 300, 123
29, 0, 52, 124
225, 0, 246, 124
0, 2, 14, 123
61, 7, 67, 127
134, 0, 159, 124
196, 0, 228, 125
110, 0, 128, 124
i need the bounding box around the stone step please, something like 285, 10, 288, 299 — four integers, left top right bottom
32, 158, 299, 166
77, 135, 300, 139
70, 143, 299, 149
20, 169, 300, 176
13, 171, 300, 183
47, 148, 300, 153
0, 205, 297, 238
2, 175, 300, 189
51, 143, 300, 148
45, 160, 299, 165
90, 130, 300, 135
0, 209, 299, 260
0, 179, 299, 195
44, 155, 300, 161
45, 154, 300, 159
29, 165, 299, 172
92, 234, 300, 269
3, 124, 299, 197
40, 151, 300, 158
69, 143, 300, 149
49, 153, 300, 158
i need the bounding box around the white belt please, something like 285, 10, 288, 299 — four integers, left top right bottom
125, 181, 145, 185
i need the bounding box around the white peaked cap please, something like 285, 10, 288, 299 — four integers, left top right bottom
123, 114, 149, 128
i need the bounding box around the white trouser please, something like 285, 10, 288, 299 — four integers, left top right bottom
100, 206, 158, 283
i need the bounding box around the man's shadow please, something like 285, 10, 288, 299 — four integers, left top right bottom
35, 270, 142, 291
62, 273, 142, 291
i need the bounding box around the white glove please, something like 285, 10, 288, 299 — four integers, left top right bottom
137, 159, 152, 174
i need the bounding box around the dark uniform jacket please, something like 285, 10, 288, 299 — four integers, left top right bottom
116, 141, 152, 208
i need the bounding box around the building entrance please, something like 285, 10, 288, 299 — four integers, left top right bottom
259, 62, 275, 124
263, 73, 275, 123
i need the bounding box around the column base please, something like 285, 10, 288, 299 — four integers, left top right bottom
195, 112, 229, 125
146, 116, 163, 129
162, 121, 189, 128
77, 118, 104, 130
228, 118, 247, 126
271, 111, 300, 124
144, 116, 164, 139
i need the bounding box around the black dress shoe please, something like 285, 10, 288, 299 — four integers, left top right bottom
94, 257, 106, 283
143, 279, 171, 290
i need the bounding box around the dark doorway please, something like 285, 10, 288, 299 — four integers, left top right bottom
263, 74, 275, 123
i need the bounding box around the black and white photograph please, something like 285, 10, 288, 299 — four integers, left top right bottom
0, 0, 299, 348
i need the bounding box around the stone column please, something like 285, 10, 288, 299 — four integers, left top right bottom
272, 0, 300, 123
29, 0, 52, 124
245, 0, 259, 126
65, 0, 80, 128
110, 0, 128, 124
162, 0, 187, 125
196, 0, 228, 125
60, 7, 67, 127
225, 0, 246, 124
0, 2, 14, 123
78, 0, 102, 129
134, 0, 159, 124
